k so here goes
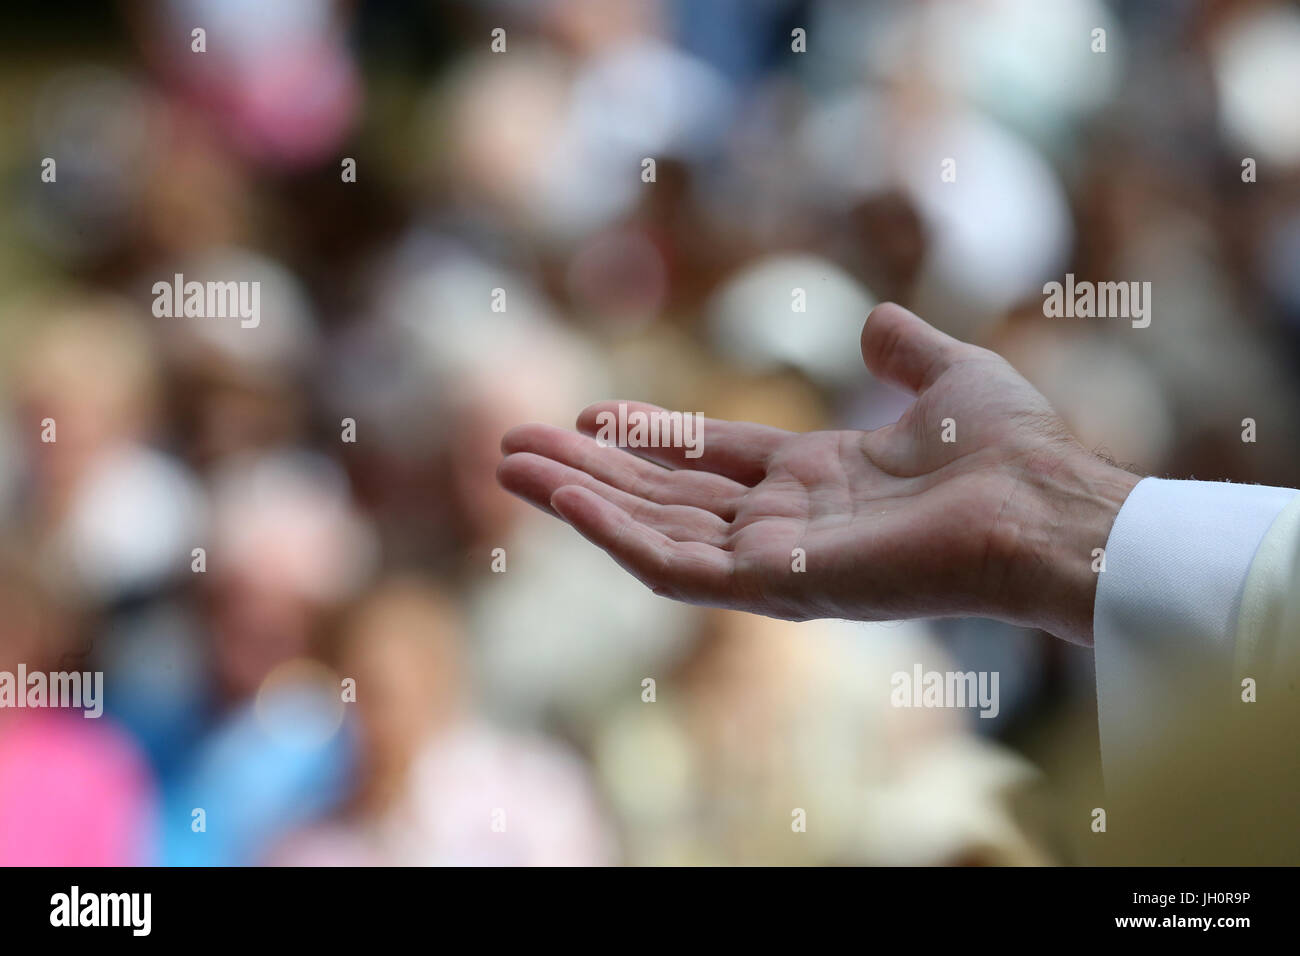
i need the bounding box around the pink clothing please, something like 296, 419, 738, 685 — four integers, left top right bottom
272, 722, 616, 866
0, 712, 155, 866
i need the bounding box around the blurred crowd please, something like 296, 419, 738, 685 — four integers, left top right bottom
2, 0, 1299, 866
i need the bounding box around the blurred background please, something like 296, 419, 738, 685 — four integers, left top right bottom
1, 0, 1299, 866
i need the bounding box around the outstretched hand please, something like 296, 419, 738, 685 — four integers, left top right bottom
497, 304, 1138, 644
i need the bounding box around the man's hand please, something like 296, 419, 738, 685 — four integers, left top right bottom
497, 303, 1139, 645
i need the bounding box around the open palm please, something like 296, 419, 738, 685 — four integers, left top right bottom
498, 304, 1133, 642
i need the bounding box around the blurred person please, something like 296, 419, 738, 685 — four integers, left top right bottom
1207, 3, 1300, 170
428, 9, 732, 242
343, 243, 596, 561
136, 110, 254, 262
706, 253, 876, 390
594, 609, 1047, 865
666, 0, 805, 89
796, 29, 1080, 338
0, 549, 157, 865
861, 0, 1122, 143
131, 0, 361, 169
94, 599, 210, 781
987, 314, 1174, 475
5, 294, 205, 605
20, 68, 161, 265
154, 247, 320, 468
273, 576, 615, 866
158, 660, 352, 867
361, 247, 698, 726
541, 0, 663, 57
203, 450, 375, 704
498, 303, 1300, 804
156, 452, 373, 865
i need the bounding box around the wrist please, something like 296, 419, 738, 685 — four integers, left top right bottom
999, 447, 1140, 645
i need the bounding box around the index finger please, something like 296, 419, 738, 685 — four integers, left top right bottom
576, 401, 791, 486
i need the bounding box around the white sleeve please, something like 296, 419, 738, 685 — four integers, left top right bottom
1092, 477, 1297, 780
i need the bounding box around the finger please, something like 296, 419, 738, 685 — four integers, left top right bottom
860, 302, 969, 395
497, 452, 733, 546
501, 422, 743, 518
575, 401, 791, 485
549, 485, 735, 605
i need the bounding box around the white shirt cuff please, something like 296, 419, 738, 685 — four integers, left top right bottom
1092, 477, 1297, 779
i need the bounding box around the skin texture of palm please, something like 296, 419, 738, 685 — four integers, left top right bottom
497, 303, 1139, 645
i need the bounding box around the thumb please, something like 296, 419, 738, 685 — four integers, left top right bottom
860, 303, 968, 394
